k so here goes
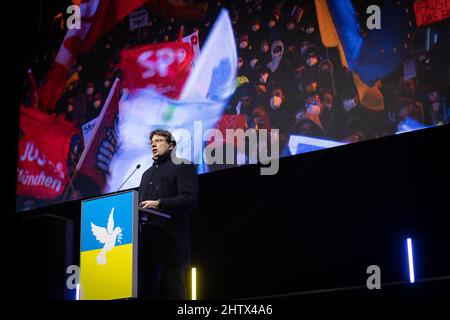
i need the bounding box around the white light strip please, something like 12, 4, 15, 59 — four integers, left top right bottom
288, 135, 346, 155
76, 283, 80, 300
192, 268, 197, 300
407, 238, 415, 283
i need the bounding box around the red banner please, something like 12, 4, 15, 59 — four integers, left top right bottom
17, 107, 79, 200
27, 69, 39, 109
120, 41, 194, 99
64, 0, 151, 56
39, 0, 151, 111
413, 0, 450, 27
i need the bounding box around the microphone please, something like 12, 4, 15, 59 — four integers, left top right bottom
116, 164, 141, 192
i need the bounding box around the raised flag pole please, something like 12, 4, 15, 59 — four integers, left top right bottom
63, 78, 121, 199
75, 78, 121, 172
178, 25, 185, 42
62, 171, 78, 199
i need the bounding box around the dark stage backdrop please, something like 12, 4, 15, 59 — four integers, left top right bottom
11, 124, 450, 299
9, 0, 450, 300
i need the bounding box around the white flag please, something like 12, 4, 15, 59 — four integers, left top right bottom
180, 9, 237, 101
105, 9, 237, 192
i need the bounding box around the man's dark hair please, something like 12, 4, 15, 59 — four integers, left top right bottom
149, 129, 177, 146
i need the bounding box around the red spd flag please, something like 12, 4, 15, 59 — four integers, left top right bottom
17, 107, 79, 200
120, 40, 194, 99
39, 0, 151, 111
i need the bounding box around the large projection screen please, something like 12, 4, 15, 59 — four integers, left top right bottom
17, 0, 449, 211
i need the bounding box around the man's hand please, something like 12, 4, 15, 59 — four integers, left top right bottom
140, 200, 160, 209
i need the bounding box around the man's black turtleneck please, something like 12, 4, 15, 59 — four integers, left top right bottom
138, 151, 198, 264
151, 151, 171, 166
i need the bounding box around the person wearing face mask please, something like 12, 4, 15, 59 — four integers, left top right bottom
289, 118, 326, 141
73, 82, 96, 126
283, 19, 297, 47
66, 82, 76, 95
250, 105, 272, 132
256, 39, 272, 68
267, 15, 282, 43
249, 19, 263, 49
238, 34, 251, 52
305, 51, 319, 69
320, 90, 339, 139
301, 78, 319, 95
387, 96, 426, 134
248, 105, 275, 161
305, 96, 322, 117
257, 68, 270, 86
260, 40, 270, 55
238, 34, 253, 74
301, 21, 319, 43
237, 56, 244, 71
93, 93, 103, 109
270, 93, 283, 110
86, 82, 95, 96
294, 94, 324, 130
292, 64, 305, 89
237, 56, 251, 79
299, 41, 311, 58
296, 64, 319, 94
342, 95, 359, 112
75, 63, 85, 88
299, 50, 321, 94
268, 87, 293, 134
283, 44, 301, 73
255, 83, 268, 96
266, 40, 285, 75
318, 60, 335, 92
102, 72, 113, 96
426, 89, 448, 126
64, 98, 76, 123
232, 83, 254, 118
267, 16, 276, 29
103, 78, 111, 91
336, 92, 373, 143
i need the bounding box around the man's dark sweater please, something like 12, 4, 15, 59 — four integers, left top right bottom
138, 152, 198, 264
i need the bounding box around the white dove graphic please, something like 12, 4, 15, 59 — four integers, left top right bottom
90, 207, 123, 265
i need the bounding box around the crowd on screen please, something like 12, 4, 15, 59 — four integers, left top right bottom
22, 0, 449, 152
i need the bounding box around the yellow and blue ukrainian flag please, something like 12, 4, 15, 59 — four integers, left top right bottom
324, 0, 413, 86
80, 191, 138, 300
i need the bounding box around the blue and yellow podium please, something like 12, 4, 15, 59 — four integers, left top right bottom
80, 191, 139, 300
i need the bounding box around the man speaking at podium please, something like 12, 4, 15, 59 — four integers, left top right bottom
138, 129, 199, 300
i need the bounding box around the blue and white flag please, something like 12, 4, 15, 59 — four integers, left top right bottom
105, 9, 237, 192
180, 9, 237, 101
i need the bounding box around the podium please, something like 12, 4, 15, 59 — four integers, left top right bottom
79, 190, 170, 300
